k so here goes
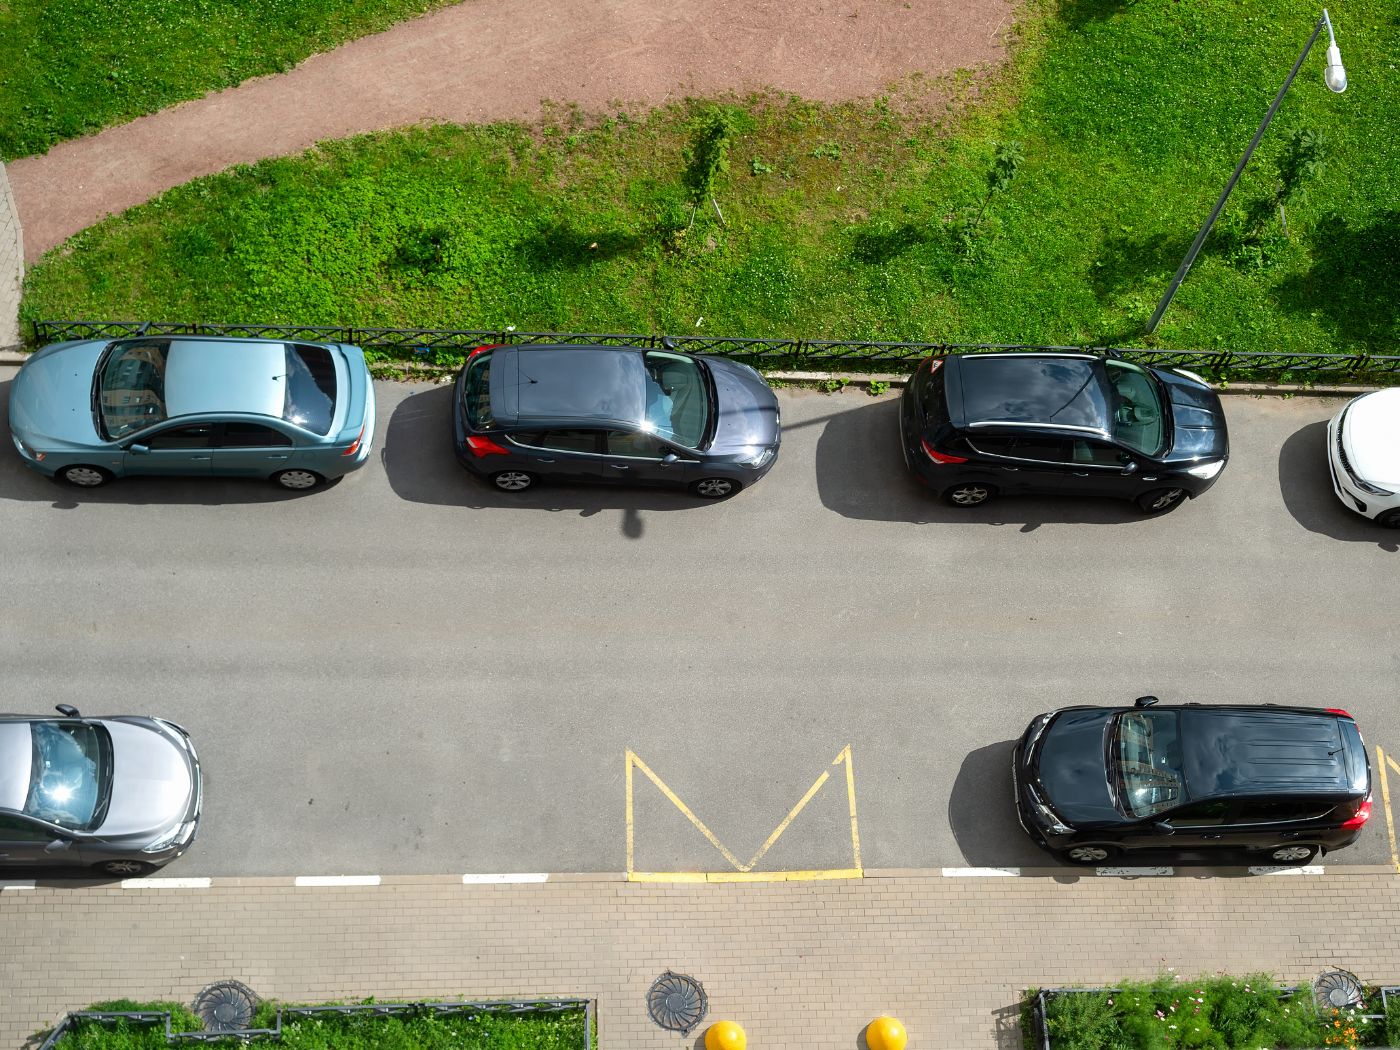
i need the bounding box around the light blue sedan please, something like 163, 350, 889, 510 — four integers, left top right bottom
9, 335, 376, 490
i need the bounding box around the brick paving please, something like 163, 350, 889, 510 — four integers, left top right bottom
0, 163, 21, 350
4, 868, 1399, 1048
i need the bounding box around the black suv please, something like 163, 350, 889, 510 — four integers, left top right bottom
1013, 699, 1372, 866
899, 352, 1229, 513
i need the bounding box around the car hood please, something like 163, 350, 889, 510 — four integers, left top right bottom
9, 341, 108, 447
1156, 369, 1228, 464
1035, 709, 1122, 826
1341, 390, 1400, 488
95, 721, 195, 838
704, 357, 780, 453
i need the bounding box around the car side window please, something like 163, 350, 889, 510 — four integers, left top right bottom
606, 430, 662, 458
1070, 439, 1129, 467
1236, 799, 1332, 823
967, 436, 1017, 457
218, 423, 294, 449
537, 429, 602, 455
0, 814, 53, 842
144, 424, 214, 450
1165, 800, 1232, 826
1010, 436, 1071, 463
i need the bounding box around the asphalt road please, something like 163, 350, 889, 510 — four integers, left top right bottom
2, 370, 1396, 876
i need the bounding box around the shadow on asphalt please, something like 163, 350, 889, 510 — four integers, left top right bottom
812, 399, 1160, 528
0, 380, 327, 508
1277, 419, 1400, 551
382, 385, 730, 527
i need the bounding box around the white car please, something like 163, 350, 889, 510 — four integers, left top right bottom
1327, 389, 1400, 528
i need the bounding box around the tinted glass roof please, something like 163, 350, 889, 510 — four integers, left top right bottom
1180, 709, 1355, 796
956, 355, 1111, 430
492, 346, 645, 424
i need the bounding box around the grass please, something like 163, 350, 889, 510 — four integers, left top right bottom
19, 0, 1400, 357
0, 0, 454, 160
50, 999, 589, 1049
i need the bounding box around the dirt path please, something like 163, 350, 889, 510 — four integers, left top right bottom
7, 0, 1014, 263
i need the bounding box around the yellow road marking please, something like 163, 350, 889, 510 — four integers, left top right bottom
624, 746, 862, 879
1380, 746, 1400, 874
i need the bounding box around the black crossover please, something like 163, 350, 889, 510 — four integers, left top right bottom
899, 352, 1229, 513
1013, 698, 1372, 866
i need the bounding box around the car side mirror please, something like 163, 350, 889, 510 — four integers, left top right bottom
1152, 821, 1175, 836
128, 443, 150, 455
1120, 459, 1138, 476
55, 704, 81, 718
1134, 696, 1159, 708
660, 453, 679, 465
44, 838, 73, 854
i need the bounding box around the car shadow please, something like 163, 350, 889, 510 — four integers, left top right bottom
1278, 419, 1400, 551
813, 398, 1147, 528
0, 380, 321, 507
382, 385, 722, 522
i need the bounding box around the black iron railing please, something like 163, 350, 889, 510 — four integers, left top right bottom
30, 319, 1400, 377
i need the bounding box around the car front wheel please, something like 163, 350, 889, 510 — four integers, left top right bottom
1265, 844, 1319, 865
943, 483, 994, 507
1376, 509, 1400, 529
272, 469, 323, 491
93, 859, 156, 877
691, 477, 741, 500
1060, 844, 1119, 865
58, 464, 113, 488
1136, 487, 1186, 514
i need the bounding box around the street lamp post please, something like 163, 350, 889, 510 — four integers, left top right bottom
1144, 9, 1346, 336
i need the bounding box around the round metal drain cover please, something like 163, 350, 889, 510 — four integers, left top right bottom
647, 971, 707, 1035
193, 980, 258, 1031
1314, 970, 1364, 1011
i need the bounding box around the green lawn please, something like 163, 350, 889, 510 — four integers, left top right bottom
20, 0, 1400, 356
0, 0, 453, 159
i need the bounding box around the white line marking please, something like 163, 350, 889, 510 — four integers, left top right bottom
461, 873, 549, 884
940, 866, 1020, 877
294, 875, 381, 887
0, 880, 36, 891
1096, 866, 1174, 877
1247, 865, 1325, 876
121, 877, 212, 889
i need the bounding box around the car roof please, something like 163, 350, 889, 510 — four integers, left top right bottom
949, 353, 1113, 433
1178, 707, 1365, 798
489, 345, 646, 427
108, 337, 289, 419
0, 722, 30, 811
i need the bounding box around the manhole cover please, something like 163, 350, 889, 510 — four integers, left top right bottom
192, 980, 259, 1031
647, 971, 707, 1035
1314, 970, 1364, 1011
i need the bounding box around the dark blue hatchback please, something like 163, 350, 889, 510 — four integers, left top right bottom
452, 343, 780, 499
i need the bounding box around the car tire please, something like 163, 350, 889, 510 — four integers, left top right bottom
492, 470, 535, 493
942, 483, 995, 507
93, 859, 156, 877
57, 464, 113, 488
271, 469, 323, 491
1376, 509, 1400, 529
1265, 844, 1319, 865
1059, 844, 1120, 865
691, 477, 741, 500
1136, 487, 1187, 514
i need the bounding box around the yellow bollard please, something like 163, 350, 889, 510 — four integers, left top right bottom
704, 1020, 747, 1050
865, 1016, 907, 1050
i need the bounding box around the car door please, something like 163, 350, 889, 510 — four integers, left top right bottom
965, 433, 1073, 496
1226, 798, 1337, 851
513, 429, 605, 483
602, 429, 692, 488
1060, 438, 1140, 499
206, 421, 298, 478
122, 422, 215, 477
1119, 798, 1235, 853
0, 813, 74, 868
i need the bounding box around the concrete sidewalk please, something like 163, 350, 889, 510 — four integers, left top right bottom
5, 867, 1399, 1049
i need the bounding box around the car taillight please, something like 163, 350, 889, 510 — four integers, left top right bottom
921, 438, 967, 464
467, 343, 502, 361
465, 435, 511, 457
341, 425, 365, 457
1340, 795, 1371, 830
1326, 708, 1353, 718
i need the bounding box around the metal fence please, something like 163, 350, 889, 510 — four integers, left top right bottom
30, 319, 1400, 378
38, 997, 593, 1049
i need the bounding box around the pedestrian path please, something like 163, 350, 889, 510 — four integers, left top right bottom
4, 867, 1398, 1048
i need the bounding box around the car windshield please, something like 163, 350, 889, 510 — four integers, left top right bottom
1106, 360, 1166, 456
1114, 710, 1186, 818
97, 340, 170, 439
642, 351, 710, 449
284, 344, 338, 435
25, 722, 110, 830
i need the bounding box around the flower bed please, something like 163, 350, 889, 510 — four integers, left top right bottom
1024, 975, 1400, 1049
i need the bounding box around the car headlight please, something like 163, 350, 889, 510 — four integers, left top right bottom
741, 446, 776, 468
1352, 477, 1394, 497
11, 436, 45, 461
1028, 793, 1074, 835
142, 820, 198, 853
1183, 459, 1225, 480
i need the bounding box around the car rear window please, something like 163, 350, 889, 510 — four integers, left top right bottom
96, 340, 171, 439
283, 344, 338, 435
462, 352, 494, 429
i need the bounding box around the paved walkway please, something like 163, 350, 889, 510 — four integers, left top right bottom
5, 867, 1399, 1049
0, 164, 21, 349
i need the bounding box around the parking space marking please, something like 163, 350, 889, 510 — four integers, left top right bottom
0, 880, 36, 892
120, 877, 211, 889
1096, 866, 1174, 877
1378, 746, 1400, 874
941, 867, 1020, 877
461, 873, 549, 884
625, 745, 862, 881
294, 875, 381, 887
1247, 865, 1325, 876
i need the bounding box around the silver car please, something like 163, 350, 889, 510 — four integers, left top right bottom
0, 706, 201, 876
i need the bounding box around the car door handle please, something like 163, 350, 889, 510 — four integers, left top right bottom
1072, 471, 1090, 476
532, 457, 556, 463
1000, 467, 1019, 472
267, 454, 289, 460
1200, 834, 1225, 839
608, 463, 629, 470
190, 456, 211, 461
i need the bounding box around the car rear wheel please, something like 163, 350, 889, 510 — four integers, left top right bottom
942, 483, 995, 507
58, 464, 113, 488
691, 477, 741, 500
93, 859, 155, 877
1266, 844, 1319, 865
1136, 487, 1186, 514
1376, 509, 1400, 529
271, 469, 323, 491
1060, 844, 1119, 865
492, 470, 535, 493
